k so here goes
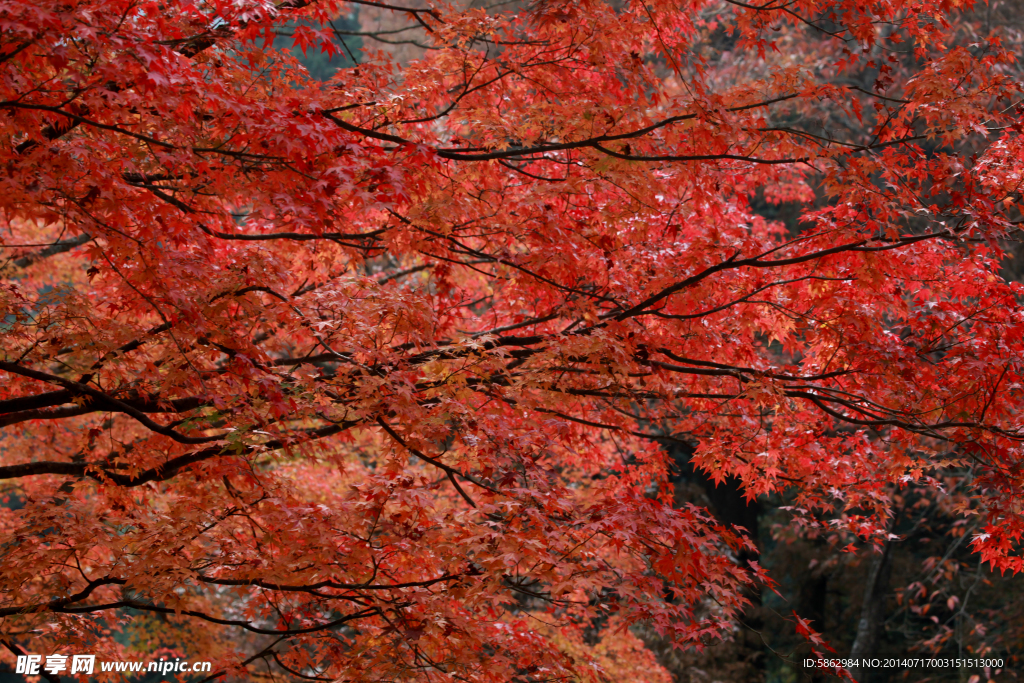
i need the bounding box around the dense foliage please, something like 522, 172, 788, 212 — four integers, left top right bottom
1, 0, 1023, 680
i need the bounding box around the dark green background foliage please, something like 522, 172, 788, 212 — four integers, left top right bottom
273, 12, 362, 81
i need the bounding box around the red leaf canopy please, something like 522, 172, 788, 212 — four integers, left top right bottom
1, 0, 1023, 678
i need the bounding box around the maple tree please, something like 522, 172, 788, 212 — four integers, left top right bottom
1, 0, 1024, 680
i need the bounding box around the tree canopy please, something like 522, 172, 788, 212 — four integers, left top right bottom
1, 0, 1023, 680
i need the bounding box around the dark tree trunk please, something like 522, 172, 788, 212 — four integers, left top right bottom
664, 441, 765, 682
848, 520, 898, 683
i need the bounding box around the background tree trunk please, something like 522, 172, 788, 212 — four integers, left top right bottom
848, 517, 898, 683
